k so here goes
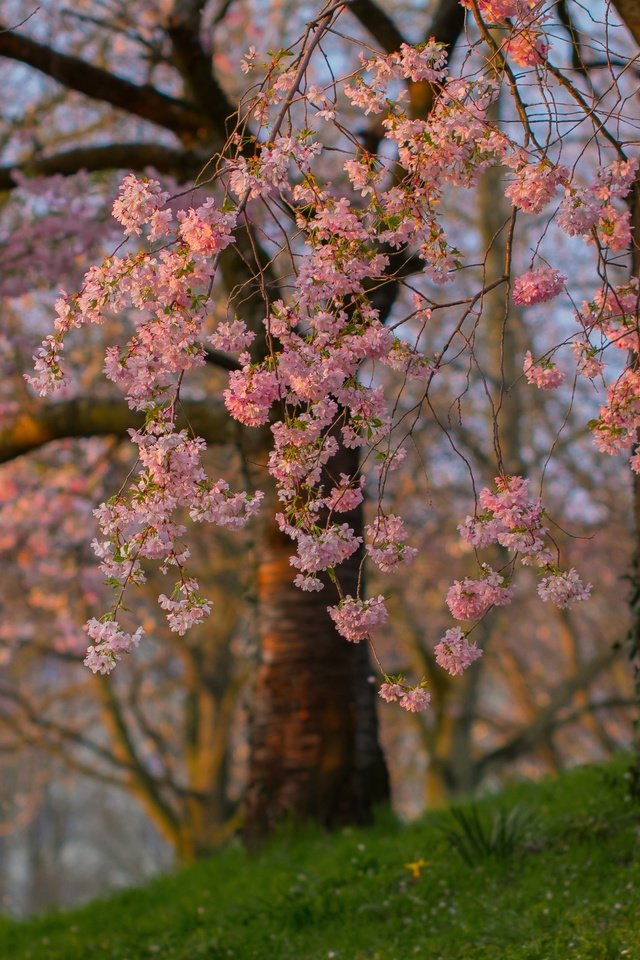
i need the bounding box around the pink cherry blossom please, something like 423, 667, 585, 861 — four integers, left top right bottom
446, 566, 514, 621
460, 0, 518, 21
365, 514, 417, 572
596, 206, 632, 251
434, 628, 483, 676
325, 475, 366, 513
291, 524, 362, 575
523, 351, 565, 389
112, 174, 168, 236
505, 160, 567, 213
158, 580, 213, 635
537, 569, 592, 608
378, 682, 404, 703
589, 369, 640, 455
504, 30, 548, 67
209, 320, 255, 353
178, 199, 237, 255
513, 267, 566, 305
571, 342, 605, 379
399, 687, 431, 712
224, 364, 282, 426
84, 618, 144, 674
328, 595, 388, 642
23, 21, 615, 691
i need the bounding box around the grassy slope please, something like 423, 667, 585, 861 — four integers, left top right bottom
1, 756, 639, 960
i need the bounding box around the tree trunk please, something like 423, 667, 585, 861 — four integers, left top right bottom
244, 446, 390, 845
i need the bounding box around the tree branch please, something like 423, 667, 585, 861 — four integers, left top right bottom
167, 4, 238, 137
347, 0, 465, 66
204, 348, 242, 371
0, 396, 241, 463
347, 0, 407, 52
0, 25, 206, 140
426, 0, 467, 50
476, 647, 620, 775
0, 144, 206, 190
95, 675, 182, 836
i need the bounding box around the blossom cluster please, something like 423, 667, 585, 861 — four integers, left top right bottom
365, 514, 417, 573
434, 628, 483, 677
433, 476, 591, 678
522, 350, 565, 390
557, 158, 638, 250
378, 681, 431, 713
574, 279, 640, 467
513, 267, 566, 306
446, 565, 514, 620
461, 477, 589, 600
25, 13, 626, 708
84, 617, 144, 675
328, 595, 388, 643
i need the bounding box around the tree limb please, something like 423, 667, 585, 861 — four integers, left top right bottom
0, 396, 241, 463
204, 348, 242, 371
0, 144, 206, 190
0, 24, 206, 140
476, 647, 620, 776
166, 6, 238, 137
347, 0, 407, 52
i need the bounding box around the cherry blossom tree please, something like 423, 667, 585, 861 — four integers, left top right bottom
2, 0, 640, 844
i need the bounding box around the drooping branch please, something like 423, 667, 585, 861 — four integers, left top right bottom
0, 25, 206, 141
0, 396, 241, 463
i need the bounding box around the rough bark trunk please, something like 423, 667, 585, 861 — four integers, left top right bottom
244, 446, 390, 845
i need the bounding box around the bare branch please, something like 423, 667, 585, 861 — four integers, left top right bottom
0, 396, 241, 463
0, 144, 205, 190
0, 24, 205, 140
476, 647, 620, 775
204, 348, 242, 371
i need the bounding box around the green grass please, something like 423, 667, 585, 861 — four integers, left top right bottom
2, 756, 639, 960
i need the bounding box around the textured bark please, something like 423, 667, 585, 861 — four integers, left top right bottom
244, 446, 390, 845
